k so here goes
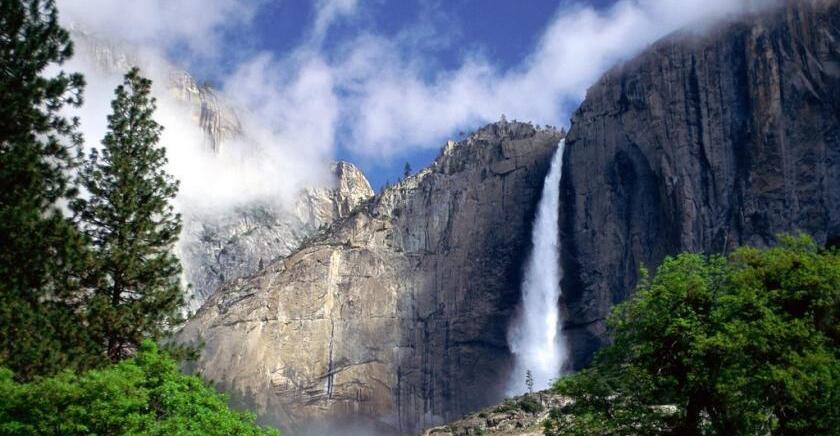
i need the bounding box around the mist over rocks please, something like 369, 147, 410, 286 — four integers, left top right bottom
66, 32, 366, 307
70, 29, 243, 153
176, 121, 564, 434
559, 0, 840, 369
180, 161, 374, 310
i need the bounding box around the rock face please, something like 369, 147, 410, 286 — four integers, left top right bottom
559, 0, 840, 368
422, 391, 570, 436
177, 122, 564, 434
179, 162, 374, 310
167, 71, 242, 152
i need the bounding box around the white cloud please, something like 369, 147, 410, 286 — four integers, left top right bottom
313, 0, 360, 43
57, 0, 258, 57
56, 0, 340, 217
215, 52, 339, 207
55, 0, 778, 208
327, 0, 773, 159
62, 40, 336, 216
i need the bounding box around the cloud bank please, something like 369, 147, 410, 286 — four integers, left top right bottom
329, 0, 774, 158
56, 0, 775, 209
58, 0, 258, 57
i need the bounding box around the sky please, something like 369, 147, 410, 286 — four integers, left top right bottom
56, 0, 770, 203
243, 0, 579, 190
207, 0, 605, 190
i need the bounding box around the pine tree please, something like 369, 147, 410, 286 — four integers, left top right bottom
403, 162, 412, 180
73, 68, 185, 361
525, 369, 534, 394
0, 0, 96, 379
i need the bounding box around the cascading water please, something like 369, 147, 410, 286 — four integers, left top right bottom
506, 140, 567, 395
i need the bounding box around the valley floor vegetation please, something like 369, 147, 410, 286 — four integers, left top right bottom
0, 341, 276, 435
545, 235, 840, 435
0, 0, 275, 434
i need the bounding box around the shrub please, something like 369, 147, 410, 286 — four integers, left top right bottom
0, 341, 277, 435
518, 397, 544, 414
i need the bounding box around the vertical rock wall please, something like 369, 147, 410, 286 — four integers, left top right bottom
559, 0, 840, 368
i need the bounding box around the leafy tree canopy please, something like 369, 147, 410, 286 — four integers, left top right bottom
0, 341, 278, 435
545, 234, 840, 435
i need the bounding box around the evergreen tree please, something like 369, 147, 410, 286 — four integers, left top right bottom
73, 68, 184, 362
403, 162, 412, 179
0, 0, 96, 379
525, 369, 534, 394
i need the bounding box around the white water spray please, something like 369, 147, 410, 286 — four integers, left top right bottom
506, 140, 568, 395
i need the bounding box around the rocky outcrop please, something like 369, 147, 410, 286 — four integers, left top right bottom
559, 0, 840, 368
168, 71, 241, 152
179, 162, 374, 310
422, 391, 570, 436
177, 122, 564, 434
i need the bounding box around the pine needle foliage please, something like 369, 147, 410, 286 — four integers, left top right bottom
73, 68, 185, 362
0, 0, 96, 379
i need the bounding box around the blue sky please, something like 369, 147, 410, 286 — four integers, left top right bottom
246, 0, 617, 190
254, 1, 572, 73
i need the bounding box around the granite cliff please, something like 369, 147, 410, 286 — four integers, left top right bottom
177, 122, 564, 434
559, 0, 840, 368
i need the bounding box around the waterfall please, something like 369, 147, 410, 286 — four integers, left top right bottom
506, 140, 567, 395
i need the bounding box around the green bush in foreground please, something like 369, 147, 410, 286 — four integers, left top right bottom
0, 341, 278, 435
546, 234, 840, 435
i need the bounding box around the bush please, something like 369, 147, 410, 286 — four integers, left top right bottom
493, 400, 519, 414
0, 341, 277, 435
518, 397, 544, 414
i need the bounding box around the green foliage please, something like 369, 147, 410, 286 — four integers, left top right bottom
493, 400, 519, 414
545, 234, 840, 435
0, 0, 98, 379
518, 396, 544, 414
0, 341, 278, 435
72, 68, 185, 361
0, 5, 281, 433
525, 369, 534, 393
